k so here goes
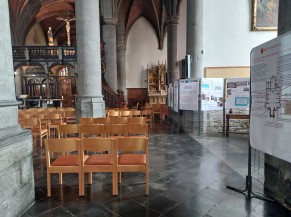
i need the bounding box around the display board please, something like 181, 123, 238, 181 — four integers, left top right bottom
167, 83, 173, 108
201, 78, 224, 111
226, 78, 250, 112
250, 32, 291, 163
179, 79, 199, 111
173, 81, 179, 112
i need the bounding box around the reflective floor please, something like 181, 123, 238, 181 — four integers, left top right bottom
21, 121, 291, 217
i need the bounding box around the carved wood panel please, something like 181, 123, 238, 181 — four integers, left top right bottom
127, 88, 148, 107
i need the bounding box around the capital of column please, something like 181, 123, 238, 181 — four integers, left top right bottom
167, 16, 179, 25
103, 18, 118, 26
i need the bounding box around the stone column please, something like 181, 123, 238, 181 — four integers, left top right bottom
117, 46, 126, 98
75, 0, 105, 119
264, 0, 291, 209
0, 0, 34, 216
102, 0, 118, 90
186, 0, 204, 79
167, 16, 179, 83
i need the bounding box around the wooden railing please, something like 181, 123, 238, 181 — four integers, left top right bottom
102, 78, 124, 108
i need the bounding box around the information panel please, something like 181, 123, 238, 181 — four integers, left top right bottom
201, 78, 224, 111
179, 79, 199, 111
250, 32, 291, 163
226, 78, 250, 112
173, 81, 179, 112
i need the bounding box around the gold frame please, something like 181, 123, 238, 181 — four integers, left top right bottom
252, 0, 278, 31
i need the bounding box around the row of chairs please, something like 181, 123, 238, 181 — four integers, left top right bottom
58, 123, 148, 138
46, 137, 149, 197
79, 117, 146, 125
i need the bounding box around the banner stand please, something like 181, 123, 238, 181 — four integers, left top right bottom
222, 79, 226, 135
226, 75, 273, 202
198, 79, 202, 135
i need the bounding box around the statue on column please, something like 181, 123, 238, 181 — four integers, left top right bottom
47, 27, 54, 46
57, 17, 75, 46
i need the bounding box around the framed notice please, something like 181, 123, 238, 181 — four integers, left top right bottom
173, 81, 179, 112
201, 78, 224, 111
179, 79, 199, 111
226, 78, 250, 112
250, 31, 291, 163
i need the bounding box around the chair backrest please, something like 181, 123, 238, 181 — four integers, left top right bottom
48, 113, 63, 124
65, 107, 75, 111
110, 117, 128, 124
46, 138, 79, 161
119, 110, 131, 117
94, 117, 111, 124
32, 113, 46, 120
79, 124, 105, 138
128, 117, 146, 124
107, 110, 120, 117
116, 137, 148, 152
80, 117, 95, 125
126, 123, 148, 137
80, 138, 114, 153
104, 124, 126, 137
58, 124, 79, 138
130, 110, 141, 117
21, 118, 39, 129
51, 110, 65, 118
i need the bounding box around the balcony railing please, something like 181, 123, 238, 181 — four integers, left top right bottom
12, 46, 76, 62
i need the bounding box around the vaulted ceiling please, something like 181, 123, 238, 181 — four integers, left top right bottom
8, 0, 175, 49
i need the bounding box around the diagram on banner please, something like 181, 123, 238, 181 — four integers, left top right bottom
265, 76, 281, 118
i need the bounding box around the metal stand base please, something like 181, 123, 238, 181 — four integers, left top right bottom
227, 175, 274, 202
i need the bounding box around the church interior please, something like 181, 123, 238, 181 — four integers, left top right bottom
0, 0, 291, 216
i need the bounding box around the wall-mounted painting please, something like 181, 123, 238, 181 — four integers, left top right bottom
252, 0, 279, 31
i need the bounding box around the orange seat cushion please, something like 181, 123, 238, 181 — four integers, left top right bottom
51, 155, 79, 166
84, 154, 113, 165
118, 154, 146, 165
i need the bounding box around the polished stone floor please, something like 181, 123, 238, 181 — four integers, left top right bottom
21, 121, 291, 217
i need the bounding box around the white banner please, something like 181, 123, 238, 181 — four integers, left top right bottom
250, 32, 291, 163
179, 79, 199, 111
201, 78, 224, 111
226, 78, 250, 112
174, 81, 179, 112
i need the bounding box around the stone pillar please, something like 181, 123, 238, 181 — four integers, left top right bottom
117, 46, 126, 99
167, 16, 179, 83
75, 0, 105, 119
102, 0, 118, 90
0, 0, 34, 216
187, 0, 204, 79
264, 0, 291, 209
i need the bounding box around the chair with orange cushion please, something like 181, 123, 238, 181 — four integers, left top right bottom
47, 113, 64, 138
58, 124, 79, 138
126, 123, 148, 138
79, 124, 105, 138
141, 109, 153, 128
45, 138, 84, 197
115, 137, 149, 195
22, 118, 48, 147
79, 138, 117, 196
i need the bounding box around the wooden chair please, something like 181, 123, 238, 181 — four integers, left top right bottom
110, 117, 128, 124
58, 124, 79, 138
79, 124, 105, 138
126, 124, 148, 138
141, 110, 153, 128
151, 104, 161, 122
128, 117, 146, 124
160, 104, 169, 121
104, 124, 126, 138
22, 118, 48, 147
45, 138, 83, 197
79, 138, 117, 196
115, 137, 149, 195
131, 110, 141, 117
107, 110, 120, 117
65, 110, 76, 124
94, 117, 111, 125
65, 107, 75, 112
119, 110, 131, 117
47, 113, 63, 137
80, 118, 95, 125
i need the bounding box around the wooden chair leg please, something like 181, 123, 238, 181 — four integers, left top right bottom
80, 171, 84, 196
112, 171, 118, 196
47, 172, 51, 197
118, 172, 122, 183
79, 172, 83, 196
88, 172, 92, 184
39, 135, 42, 147
146, 170, 149, 195
58, 173, 62, 185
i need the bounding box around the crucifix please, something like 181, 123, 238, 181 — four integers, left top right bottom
56, 17, 75, 46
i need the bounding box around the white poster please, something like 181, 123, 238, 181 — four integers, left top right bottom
226, 78, 250, 112
250, 32, 291, 163
179, 79, 199, 111
201, 78, 224, 111
174, 81, 179, 112
167, 83, 173, 108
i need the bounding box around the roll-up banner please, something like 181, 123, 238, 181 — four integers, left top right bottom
174, 81, 179, 112
179, 79, 199, 111
250, 31, 291, 163
201, 78, 224, 111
